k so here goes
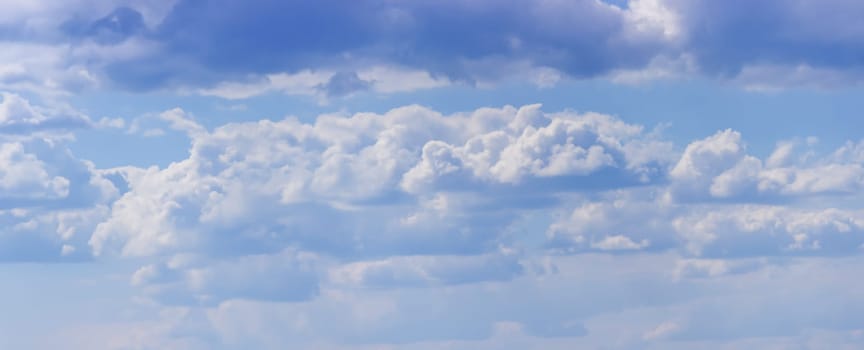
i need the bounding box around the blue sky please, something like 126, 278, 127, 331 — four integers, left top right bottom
2, 0, 864, 348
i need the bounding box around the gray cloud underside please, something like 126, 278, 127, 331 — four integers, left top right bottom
4, 0, 864, 93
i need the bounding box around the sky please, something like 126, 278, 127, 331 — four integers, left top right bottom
1, 0, 864, 348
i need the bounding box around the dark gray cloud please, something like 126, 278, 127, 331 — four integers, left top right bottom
319, 71, 373, 97
63, 6, 147, 44
3, 0, 864, 92
99, 0, 664, 89
668, 0, 864, 76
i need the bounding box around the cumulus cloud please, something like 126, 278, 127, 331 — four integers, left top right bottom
0, 92, 92, 134
80, 103, 864, 318
667, 129, 864, 202
0, 93, 120, 262
1, 100, 863, 347
80, 104, 678, 307
0, 138, 119, 261
92, 104, 670, 254
0, 142, 70, 199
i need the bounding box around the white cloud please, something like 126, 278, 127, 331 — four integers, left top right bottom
90, 105, 864, 273
673, 205, 864, 256
80, 104, 679, 314
0, 142, 70, 199
590, 235, 650, 251
625, 0, 684, 41
0, 92, 92, 134
668, 129, 864, 201
92, 104, 671, 259
4, 101, 863, 348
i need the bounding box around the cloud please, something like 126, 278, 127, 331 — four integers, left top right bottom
0, 93, 120, 262
196, 67, 451, 100
91, 104, 670, 255
85, 0, 864, 92
590, 235, 650, 251
329, 252, 524, 288
81, 103, 864, 320
2, 0, 863, 96
62, 6, 147, 44
674, 205, 864, 257
0, 138, 118, 262
81, 104, 678, 309
667, 0, 864, 75
2, 101, 863, 347
127, 254, 696, 346
96, 0, 659, 90
667, 129, 864, 202
0, 142, 70, 199
132, 249, 320, 305
318, 71, 372, 98
0, 92, 92, 134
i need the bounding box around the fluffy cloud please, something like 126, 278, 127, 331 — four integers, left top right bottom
3, 102, 864, 347
0, 92, 92, 134
0, 142, 117, 261
546, 127, 864, 259
0, 142, 70, 199
674, 205, 864, 257
85, 104, 864, 315
0, 93, 120, 262
91, 104, 670, 256
81, 104, 677, 309
668, 129, 864, 201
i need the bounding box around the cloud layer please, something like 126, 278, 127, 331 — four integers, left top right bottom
0, 101, 845, 347
2, 0, 863, 97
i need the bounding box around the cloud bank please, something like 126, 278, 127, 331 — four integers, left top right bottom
0, 102, 849, 347
2, 0, 863, 97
